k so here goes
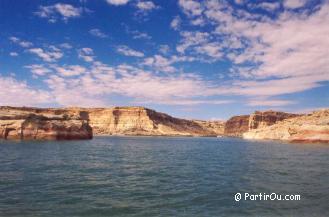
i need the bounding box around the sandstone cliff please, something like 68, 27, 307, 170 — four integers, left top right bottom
85, 107, 221, 136
224, 110, 299, 137
3, 106, 326, 142
243, 109, 329, 143
192, 120, 225, 135
0, 106, 223, 139
0, 107, 92, 140
248, 110, 300, 130
224, 115, 250, 137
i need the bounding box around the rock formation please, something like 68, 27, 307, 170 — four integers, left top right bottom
0, 107, 92, 140
224, 111, 299, 137
248, 110, 300, 130
1, 106, 328, 142
224, 115, 250, 137
0, 106, 224, 139
243, 109, 329, 143
192, 120, 225, 135
85, 107, 221, 136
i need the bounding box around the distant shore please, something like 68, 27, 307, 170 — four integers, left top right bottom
1, 106, 328, 143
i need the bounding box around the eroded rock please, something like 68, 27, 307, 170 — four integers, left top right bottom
243, 109, 329, 143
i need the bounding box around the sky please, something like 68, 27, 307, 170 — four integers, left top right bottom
0, 0, 328, 120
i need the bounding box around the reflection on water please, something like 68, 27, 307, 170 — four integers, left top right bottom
0, 137, 328, 217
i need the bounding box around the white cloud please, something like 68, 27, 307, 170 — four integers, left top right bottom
9, 37, 33, 48
25, 64, 52, 76
176, 31, 223, 60
59, 43, 72, 49
178, 0, 203, 16
78, 48, 95, 62
143, 55, 175, 73
143, 54, 197, 73
253, 2, 280, 11
170, 16, 181, 30
175, 0, 329, 102
283, 0, 307, 9
133, 31, 151, 40
247, 98, 295, 107
106, 0, 130, 6
54, 65, 87, 77
176, 31, 210, 54
159, 45, 170, 54
139, 99, 233, 105
35, 3, 82, 22
136, 1, 157, 11
29, 47, 63, 62
9, 52, 18, 57
194, 42, 223, 59
0, 76, 51, 106
116, 45, 144, 57
89, 28, 108, 38
235, 0, 244, 5
37, 61, 224, 106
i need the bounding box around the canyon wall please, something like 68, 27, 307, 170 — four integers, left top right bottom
1, 106, 327, 142
86, 107, 222, 136
223, 111, 299, 137
0, 107, 92, 140
224, 115, 250, 137
0, 106, 224, 139
248, 111, 300, 130
193, 120, 225, 135
243, 109, 329, 143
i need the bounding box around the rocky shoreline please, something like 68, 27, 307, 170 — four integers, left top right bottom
0, 106, 328, 143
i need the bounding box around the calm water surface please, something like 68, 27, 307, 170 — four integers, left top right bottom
0, 137, 328, 217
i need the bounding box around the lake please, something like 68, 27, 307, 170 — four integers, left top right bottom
0, 136, 328, 217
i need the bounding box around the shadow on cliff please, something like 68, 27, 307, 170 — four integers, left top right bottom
79, 111, 93, 140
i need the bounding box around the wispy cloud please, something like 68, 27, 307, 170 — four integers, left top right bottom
132, 30, 151, 40
59, 43, 72, 49
89, 28, 108, 38
9, 52, 18, 57
53, 65, 87, 77
19, 60, 221, 107
106, 0, 130, 6
29, 46, 63, 62
174, 0, 329, 102
116, 45, 144, 57
159, 45, 170, 54
136, 1, 158, 11
143, 55, 175, 73
78, 48, 95, 62
247, 98, 295, 107
178, 0, 203, 17
124, 25, 152, 40
0, 76, 51, 106
283, 0, 307, 9
25, 64, 52, 76
170, 16, 181, 30
35, 3, 82, 23
139, 99, 233, 105
9, 36, 33, 48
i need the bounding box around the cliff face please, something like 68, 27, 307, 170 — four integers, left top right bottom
243, 109, 329, 143
193, 120, 225, 135
86, 107, 220, 136
248, 111, 300, 130
0, 107, 92, 140
0, 106, 222, 139
224, 111, 299, 137
224, 115, 249, 137
3, 106, 326, 142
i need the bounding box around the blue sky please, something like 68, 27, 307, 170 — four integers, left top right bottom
0, 0, 328, 120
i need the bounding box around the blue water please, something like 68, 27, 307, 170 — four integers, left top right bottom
0, 137, 328, 217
